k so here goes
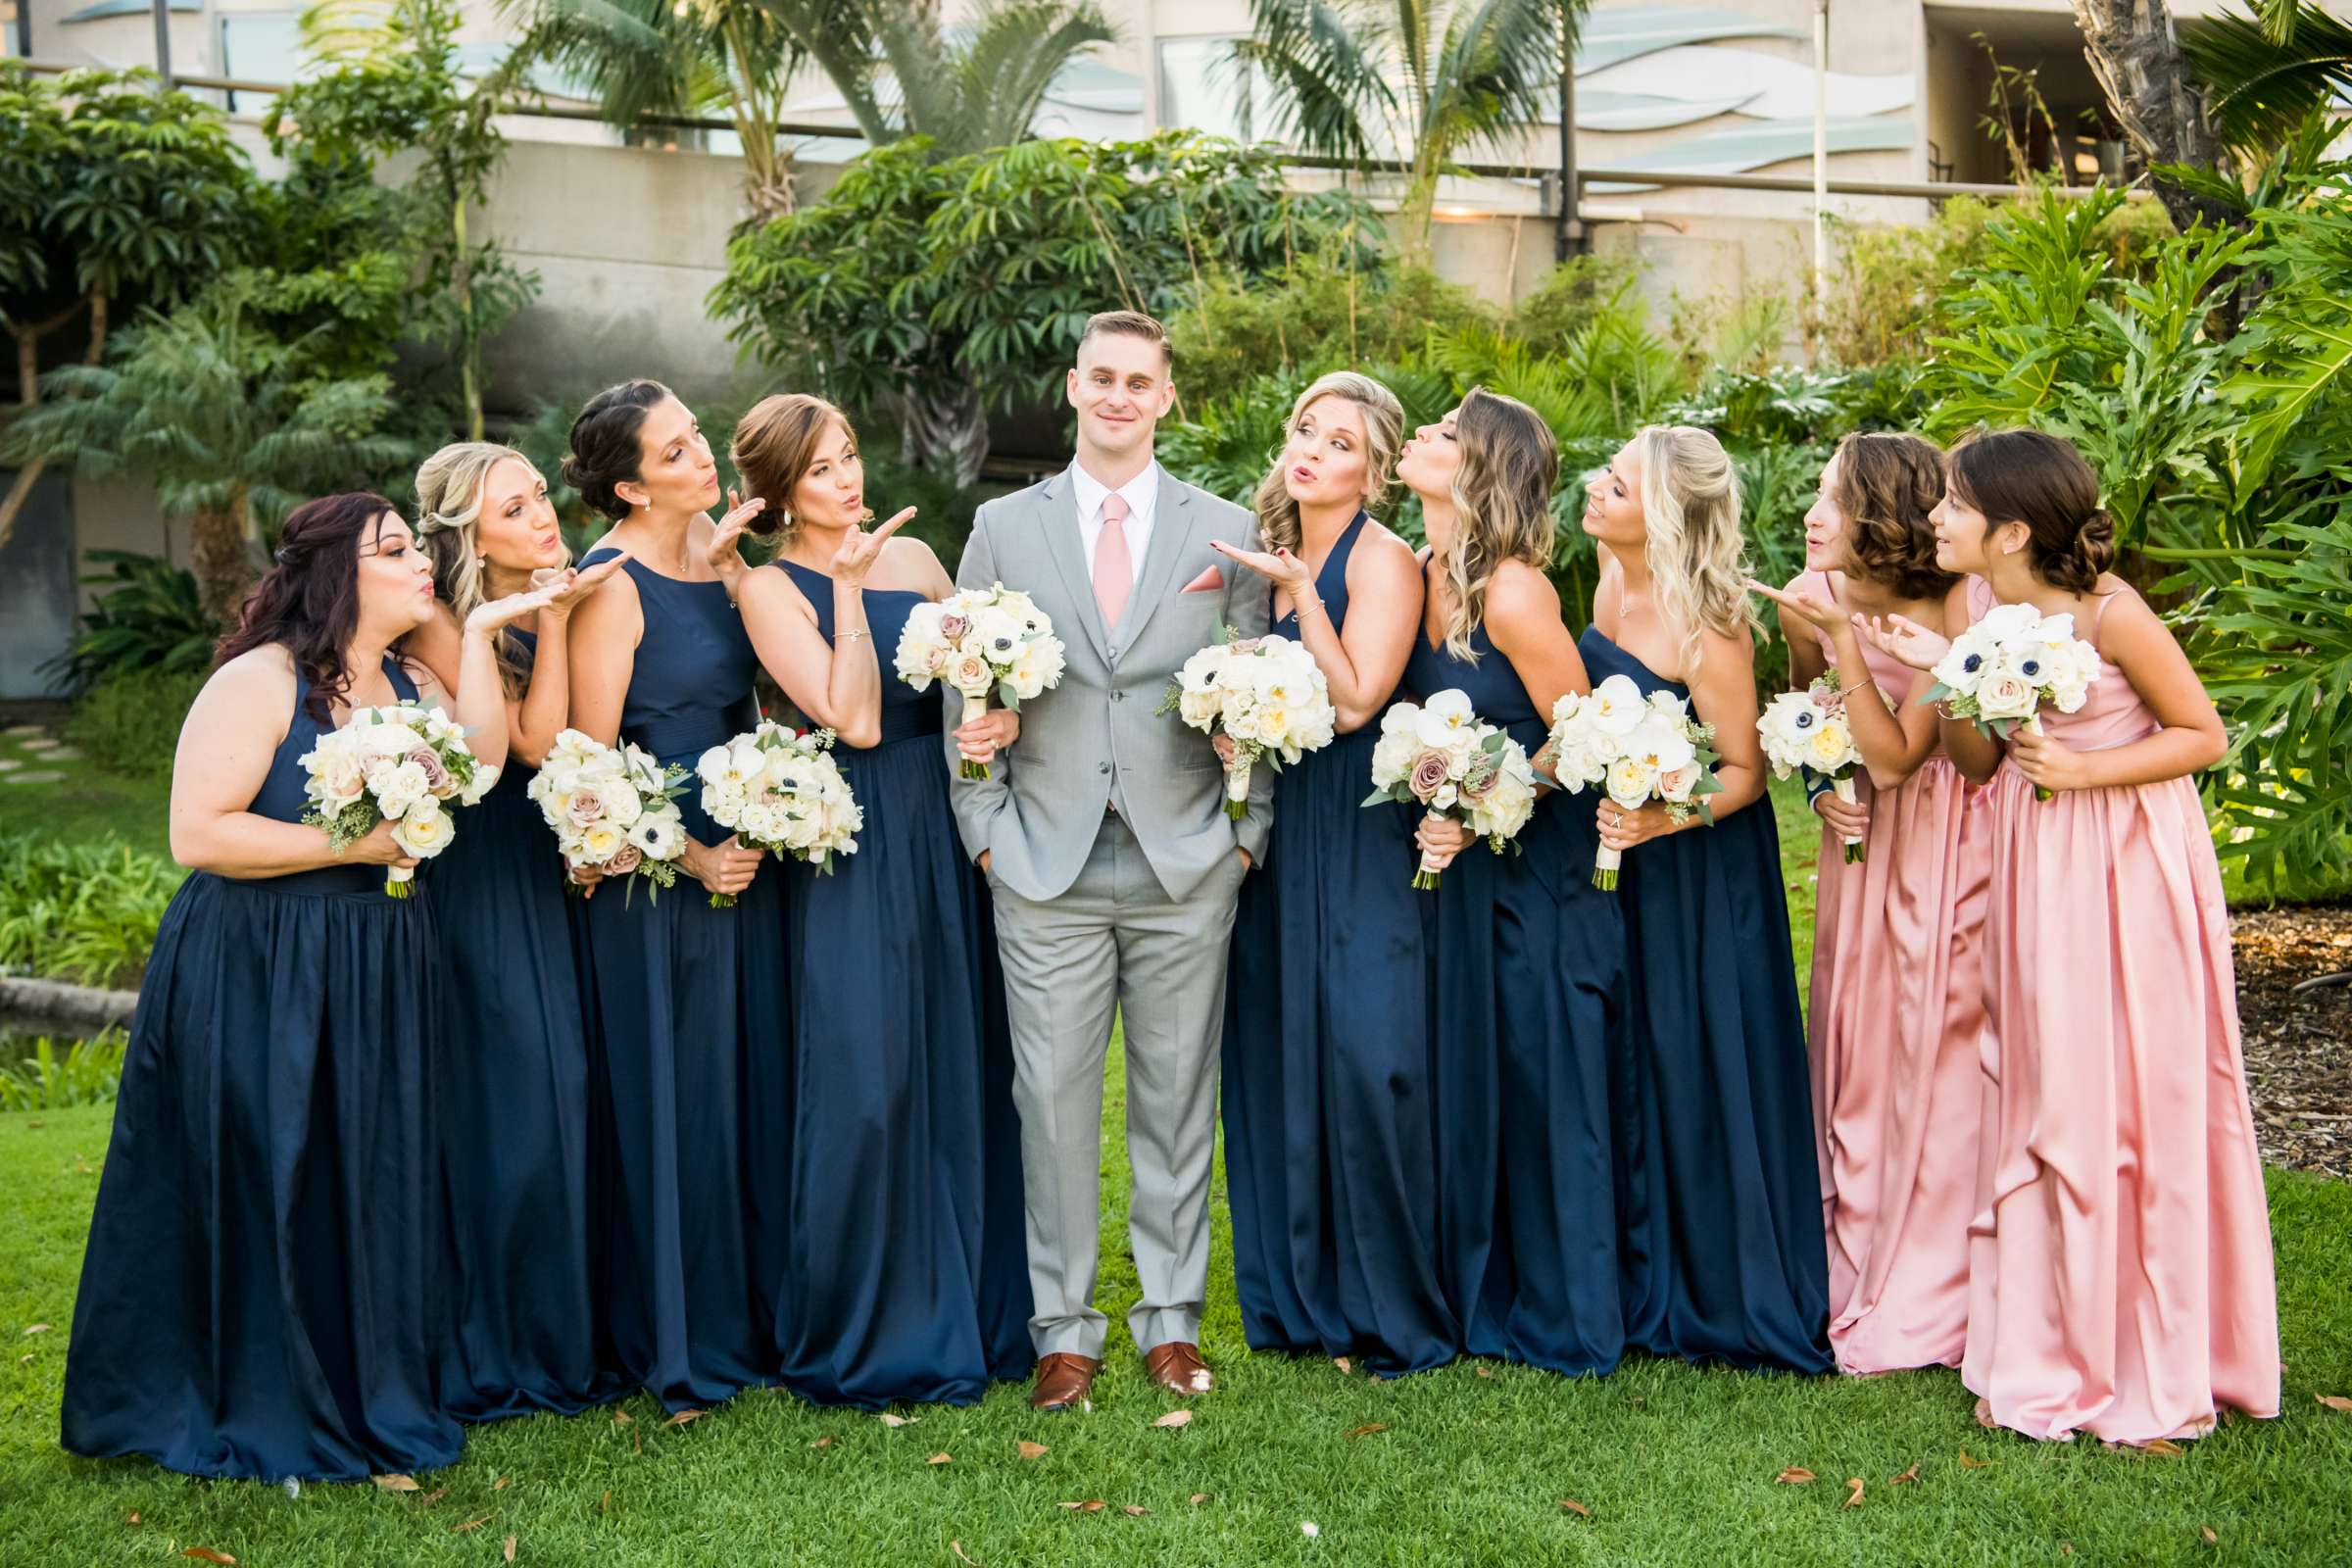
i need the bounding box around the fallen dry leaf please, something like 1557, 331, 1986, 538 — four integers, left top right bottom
2316, 1394, 2352, 1413
125, 1513, 140, 1526
182, 1552, 237, 1566
19, 1353, 31, 1366
1775, 1467, 1817, 1485
504, 1537, 517, 1563
2142, 1439, 2185, 1457
952, 1542, 978, 1566
22, 1324, 50, 1336
1956, 1449, 1993, 1470
1367, 1373, 1386, 1384
1841, 1478, 1864, 1510
452, 1516, 493, 1534
2201, 1526, 2218, 1545
1474, 1364, 1493, 1379
1558, 1498, 1592, 1518
927, 1453, 953, 1466
1016, 1441, 1049, 1459
1123, 1505, 1150, 1516
878, 1413, 916, 1427
600, 1490, 612, 1516
664, 1409, 707, 1428
1153, 1409, 1193, 1429
1334, 1356, 1351, 1375
1344, 1423, 1388, 1439
612, 1410, 633, 1426
1889, 1462, 1920, 1486
810, 1437, 834, 1449
372, 1474, 420, 1493
1060, 1498, 1107, 1513
1189, 1493, 1210, 1505
493, 1476, 510, 1492
2061, 1545, 2074, 1557
416, 1487, 450, 1506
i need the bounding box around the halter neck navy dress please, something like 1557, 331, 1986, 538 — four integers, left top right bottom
765, 562, 1031, 1407
1221, 515, 1454, 1374
1577, 627, 1831, 1374
63, 657, 465, 1482
576, 549, 790, 1409
430, 628, 615, 1419
1402, 593, 1628, 1377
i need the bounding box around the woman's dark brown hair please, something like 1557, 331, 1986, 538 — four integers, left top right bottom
215, 492, 402, 722
1831, 430, 1954, 600
1947, 427, 2114, 592
730, 392, 855, 542
562, 379, 671, 522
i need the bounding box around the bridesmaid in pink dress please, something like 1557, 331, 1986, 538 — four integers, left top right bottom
1863, 428, 2278, 1446
1748, 432, 1991, 1377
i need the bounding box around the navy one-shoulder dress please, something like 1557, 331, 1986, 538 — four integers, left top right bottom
576, 550, 790, 1409
63, 658, 465, 1482
431, 629, 615, 1419
1402, 608, 1628, 1377
1577, 627, 1831, 1374
1221, 516, 1454, 1375
765, 561, 1031, 1407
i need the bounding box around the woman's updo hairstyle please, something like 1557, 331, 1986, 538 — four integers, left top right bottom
563, 379, 671, 522
1830, 430, 1953, 600
215, 492, 402, 721
730, 392, 853, 543
1947, 427, 2114, 593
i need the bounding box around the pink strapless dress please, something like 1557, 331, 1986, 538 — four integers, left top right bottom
1957, 578, 2279, 1444
1802, 585, 1991, 1376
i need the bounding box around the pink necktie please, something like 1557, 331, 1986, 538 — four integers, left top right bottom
1094, 492, 1132, 630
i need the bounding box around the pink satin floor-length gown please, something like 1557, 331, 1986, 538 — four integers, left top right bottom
1958, 577, 2279, 1445
1801, 574, 1991, 1376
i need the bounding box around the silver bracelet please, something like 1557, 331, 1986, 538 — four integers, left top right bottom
838, 627, 871, 643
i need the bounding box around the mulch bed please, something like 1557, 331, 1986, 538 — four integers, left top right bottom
2234, 901, 2352, 1181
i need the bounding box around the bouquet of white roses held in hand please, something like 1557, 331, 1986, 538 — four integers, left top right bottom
698, 720, 862, 901
894, 581, 1067, 781
1758, 674, 1870, 863
526, 727, 690, 900
1924, 602, 2100, 802
300, 701, 498, 897
1363, 689, 1539, 891
1546, 674, 1721, 891
1156, 630, 1338, 818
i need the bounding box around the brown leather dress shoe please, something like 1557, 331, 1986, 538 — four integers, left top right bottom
1144, 1341, 1213, 1396
1030, 1352, 1101, 1412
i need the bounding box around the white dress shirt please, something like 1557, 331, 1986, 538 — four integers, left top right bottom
1068, 458, 1159, 588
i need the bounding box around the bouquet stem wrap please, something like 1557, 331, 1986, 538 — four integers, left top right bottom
959, 693, 992, 781
1223, 753, 1252, 821
386, 863, 416, 899
1592, 843, 1621, 892
1833, 776, 1867, 862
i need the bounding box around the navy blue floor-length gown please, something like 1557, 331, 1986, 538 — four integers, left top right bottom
1578, 627, 1832, 1374
1222, 515, 1455, 1375
576, 550, 790, 1410
63, 658, 466, 1482
431, 629, 616, 1419
1402, 605, 1629, 1377
767, 561, 1031, 1406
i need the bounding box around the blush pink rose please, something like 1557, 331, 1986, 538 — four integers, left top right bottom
938, 612, 971, 641
605, 842, 643, 875
408, 746, 454, 798
1408, 750, 1452, 800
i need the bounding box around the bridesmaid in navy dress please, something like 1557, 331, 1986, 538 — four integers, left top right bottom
63, 493, 534, 1480
1205, 372, 1452, 1375
410, 443, 628, 1418
563, 382, 790, 1409
729, 394, 1032, 1406
1397, 389, 1630, 1377
1579, 424, 1832, 1374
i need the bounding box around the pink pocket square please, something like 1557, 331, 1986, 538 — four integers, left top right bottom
1181, 564, 1225, 594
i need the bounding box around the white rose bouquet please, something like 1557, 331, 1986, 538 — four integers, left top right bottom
525, 727, 691, 900
299, 701, 497, 898
698, 720, 862, 900
1363, 689, 1539, 891
1758, 674, 1869, 863
1924, 602, 2100, 802
895, 581, 1067, 780
1155, 630, 1338, 818
1546, 674, 1721, 891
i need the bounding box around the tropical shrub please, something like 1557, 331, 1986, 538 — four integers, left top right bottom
0, 1031, 128, 1111
46, 550, 214, 691
66, 666, 209, 779
0, 832, 178, 990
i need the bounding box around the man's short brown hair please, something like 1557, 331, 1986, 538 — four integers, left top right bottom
1078, 310, 1172, 368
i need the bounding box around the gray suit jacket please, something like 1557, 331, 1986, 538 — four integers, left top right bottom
947, 466, 1272, 903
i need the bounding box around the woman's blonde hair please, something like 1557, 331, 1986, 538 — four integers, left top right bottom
1628, 423, 1751, 678
1251, 371, 1405, 555
1435, 386, 1558, 662
416, 441, 554, 699
731, 392, 856, 543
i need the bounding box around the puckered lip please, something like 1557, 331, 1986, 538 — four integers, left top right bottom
1291, 465, 1317, 485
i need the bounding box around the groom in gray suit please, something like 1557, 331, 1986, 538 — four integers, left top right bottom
948, 311, 1269, 1411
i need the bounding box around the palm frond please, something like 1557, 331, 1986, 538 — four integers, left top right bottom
2181, 5, 2352, 155
948, 0, 1118, 154
1234, 0, 1393, 163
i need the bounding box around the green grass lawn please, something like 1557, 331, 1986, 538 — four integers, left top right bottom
0, 725, 175, 869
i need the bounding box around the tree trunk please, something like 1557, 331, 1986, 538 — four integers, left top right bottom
888, 383, 990, 487
0, 289, 106, 553
2070, 0, 2242, 232
192, 496, 259, 626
